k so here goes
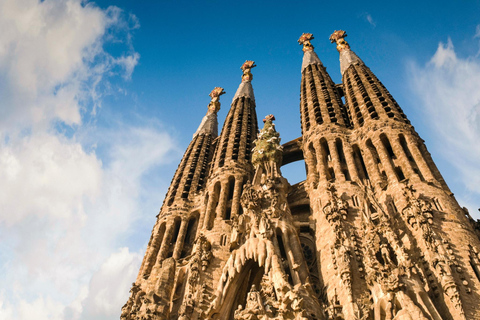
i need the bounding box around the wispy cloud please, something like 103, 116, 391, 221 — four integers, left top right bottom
408, 35, 480, 215
360, 12, 376, 28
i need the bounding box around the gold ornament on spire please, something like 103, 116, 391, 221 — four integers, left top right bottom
207, 87, 225, 113
329, 30, 350, 52
298, 33, 315, 52
241, 60, 256, 82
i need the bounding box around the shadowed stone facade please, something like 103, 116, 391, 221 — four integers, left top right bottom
121, 31, 480, 320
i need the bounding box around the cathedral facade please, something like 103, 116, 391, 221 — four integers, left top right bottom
121, 31, 480, 320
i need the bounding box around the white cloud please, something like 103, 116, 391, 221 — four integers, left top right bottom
79, 247, 143, 320
0, 124, 177, 320
0, 132, 103, 225
409, 35, 480, 215
0, 1, 178, 319
0, 0, 140, 131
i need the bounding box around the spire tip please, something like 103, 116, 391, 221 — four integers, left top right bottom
330, 30, 350, 52
207, 87, 225, 114
241, 61, 256, 82
298, 33, 315, 52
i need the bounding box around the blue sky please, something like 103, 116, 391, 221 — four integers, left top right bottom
1, 0, 480, 319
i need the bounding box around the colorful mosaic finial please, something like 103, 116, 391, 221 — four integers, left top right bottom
298, 33, 315, 52
330, 30, 350, 52
207, 87, 225, 113
241, 60, 256, 82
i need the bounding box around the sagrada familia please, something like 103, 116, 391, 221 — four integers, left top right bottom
121, 31, 480, 320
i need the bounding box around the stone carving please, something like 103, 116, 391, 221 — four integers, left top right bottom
199, 235, 213, 271
402, 184, 434, 237
357, 184, 446, 320
205, 120, 323, 319
323, 184, 348, 233
121, 288, 164, 320
400, 183, 466, 318
189, 234, 213, 276
355, 292, 372, 320
231, 213, 248, 249
327, 289, 344, 320
121, 283, 141, 320
178, 291, 195, 320
323, 184, 354, 303
178, 235, 215, 320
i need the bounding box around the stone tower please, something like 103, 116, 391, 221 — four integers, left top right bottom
121, 31, 480, 320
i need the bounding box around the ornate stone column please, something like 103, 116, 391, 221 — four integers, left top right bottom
389, 134, 417, 181
313, 140, 328, 183
231, 178, 244, 218
405, 135, 435, 182
157, 221, 175, 263
216, 181, 228, 219
360, 140, 384, 187
372, 137, 398, 184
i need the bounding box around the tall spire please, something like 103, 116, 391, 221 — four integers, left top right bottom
330, 30, 364, 75
193, 87, 225, 138
298, 33, 323, 72
162, 87, 225, 207
202, 60, 259, 230
298, 32, 350, 134
330, 29, 410, 126
232, 60, 256, 102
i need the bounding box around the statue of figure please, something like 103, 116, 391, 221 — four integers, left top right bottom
251, 114, 283, 184
258, 216, 272, 239
246, 285, 263, 311
230, 214, 247, 248
234, 305, 243, 319
337, 197, 348, 219
200, 238, 213, 271
420, 200, 434, 224
380, 243, 394, 265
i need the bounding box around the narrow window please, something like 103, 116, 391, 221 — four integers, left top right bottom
399, 134, 424, 181
380, 134, 396, 160
395, 167, 406, 181
308, 143, 319, 184
227, 177, 235, 200
224, 206, 231, 220
336, 139, 347, 164
352, 144, 369, 180
180, 215, 199, 258
167, 218, 182, 258
320, 138, 333, 181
